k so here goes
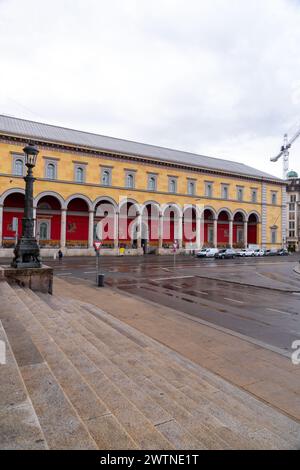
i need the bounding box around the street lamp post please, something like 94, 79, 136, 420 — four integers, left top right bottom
11, 142, 41, 268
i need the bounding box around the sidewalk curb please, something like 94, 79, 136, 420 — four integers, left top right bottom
293, 264, 300, 275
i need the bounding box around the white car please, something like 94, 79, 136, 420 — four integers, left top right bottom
244, 249, 255, 257
206, 248, 219, 258
254, 249, 265, 256
236, 249, 247, 257
196, 248, 209, 258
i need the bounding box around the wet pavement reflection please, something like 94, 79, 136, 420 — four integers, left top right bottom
40, 254, 300, 352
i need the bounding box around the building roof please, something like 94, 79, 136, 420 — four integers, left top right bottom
0, 114, 283, 182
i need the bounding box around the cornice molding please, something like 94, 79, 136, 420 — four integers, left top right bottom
0, 133, 286, 186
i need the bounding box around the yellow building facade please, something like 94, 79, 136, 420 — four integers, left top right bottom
0, 115, 286, 256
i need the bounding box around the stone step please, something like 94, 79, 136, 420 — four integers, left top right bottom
0, 318, 47, 449
0, 282, 98, 450
42, 296, 218, 449
39, 293, 234, 446
33, 290, 206, 449
53, 278, 300, 446
10, 287, 139, 450
74, 297, 300, 447
63, 295, 300, 449
14, 288, 176, 450
6, 282, 300, 449
40, 292, 282, 449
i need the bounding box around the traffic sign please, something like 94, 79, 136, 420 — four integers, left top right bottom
94, 241, 102, 251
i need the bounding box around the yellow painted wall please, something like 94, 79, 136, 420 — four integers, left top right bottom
0, 141, 285, 246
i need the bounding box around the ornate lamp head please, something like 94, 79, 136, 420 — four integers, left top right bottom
23, 142, 39, 167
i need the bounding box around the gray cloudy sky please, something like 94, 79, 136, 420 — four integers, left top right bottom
1, 0, 300, 177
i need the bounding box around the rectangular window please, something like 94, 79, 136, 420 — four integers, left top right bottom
187, 179, 196, 196
205, 182, 213, 198
289, 203, 295, 211
168, 177, 177, 193
236, 186, 244, 202
271, 228, 277, 244
221, 184, 229, 200
290, 195, 296, 202
289, 221, 295, 229
271, 191, 277, 205
74, 163, 86, 183
44, 159, 58, 180
289, 231, 295, 238
251, 189, 257, 203
147, 174, 157, 191
12, 154, 25, 176
125, 170, 136, 189
101, 167, 112, 186
289, 212, 295, 220
237, 228, 244, 243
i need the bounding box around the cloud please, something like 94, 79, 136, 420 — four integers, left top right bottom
1, 0, 300, 177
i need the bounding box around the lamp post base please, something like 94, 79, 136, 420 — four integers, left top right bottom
11, 237, 41, 268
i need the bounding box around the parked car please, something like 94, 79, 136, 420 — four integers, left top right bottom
254, 249, 265, 256
196, 248, 209, 258
244, 249, 255, 257
277, 248, 289, 256
206, 248, 219, 258
236, 249, 247, 257
267, 248, 278, 256
215, 248, 236, 259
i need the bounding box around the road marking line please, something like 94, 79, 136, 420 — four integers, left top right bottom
193, 290, 209, 295
83, 271, 97, 274
266, 308, 292, 316
56, 272, 72, 276
223, 297, 244, 304
151, 275, 194, 281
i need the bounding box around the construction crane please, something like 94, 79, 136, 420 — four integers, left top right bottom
270, 127, 300, 179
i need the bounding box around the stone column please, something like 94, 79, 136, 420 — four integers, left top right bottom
159, 213, 163, 249
177, 215, 183, 249
114, 211, 119, 250
229, 218, 233, 248
0, 204, 3, 247
60, 208, 67, 248
88, 210, 94, 248
137, 213, 142, 249
281, 185, 287, 249
213, 218, 218, 247
261, 182, 267, 248
196, 215, 201, 250
244, 220, 248, 248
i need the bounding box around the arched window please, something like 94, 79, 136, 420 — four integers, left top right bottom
188, 181, 195, 195
76, 166, 84, 183
14, 159, 24, 176
148, 176, 156, 190
169, 179, 176, 193
102, 170, 110, 186
127, 173, 134, 188
47, 163, 56, 179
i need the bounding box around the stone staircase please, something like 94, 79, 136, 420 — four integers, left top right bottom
0, 280, 299, 449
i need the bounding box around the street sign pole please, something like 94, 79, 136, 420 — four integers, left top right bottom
96, 250, 100, 284
94, 241, 103, 286
173, 240, 177, 268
